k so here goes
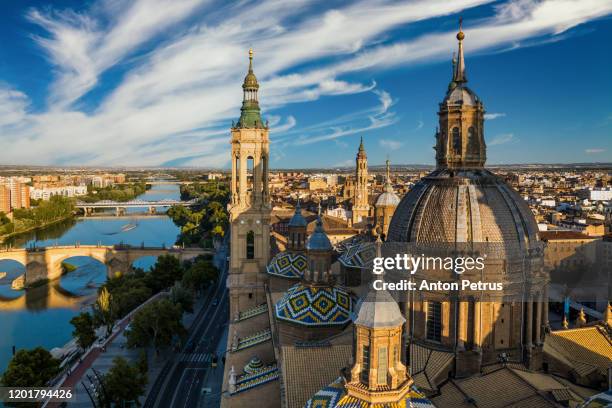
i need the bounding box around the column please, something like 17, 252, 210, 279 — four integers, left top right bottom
543, 284, 549, 331
239, 155, 246, 204
473, 300, 481, 351
457, 300, 467, 350
535, 292, 542, 345
231, 153, 237, 201
525, 297, 533, 348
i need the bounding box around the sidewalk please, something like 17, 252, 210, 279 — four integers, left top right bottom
43, 290, 210, 407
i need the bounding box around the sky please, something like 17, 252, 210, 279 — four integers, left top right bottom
0, 0, 611, 169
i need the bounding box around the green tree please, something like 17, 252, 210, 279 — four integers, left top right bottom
93, 287, 115, 337
102, 357, 147, 407
145, 255, 184, 292
126, 299, 185, 351
1, 348, 60, 404
70, 312, 97, 350
169, 282, 194, 313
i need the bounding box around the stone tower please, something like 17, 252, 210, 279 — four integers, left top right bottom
435, 19, 486, 170
352, 137, 370, 224
228, 49, 271, 316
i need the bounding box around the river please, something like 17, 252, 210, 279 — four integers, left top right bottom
0, 184, 183, 376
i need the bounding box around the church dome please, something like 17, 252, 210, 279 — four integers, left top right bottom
387, 169, 541, 253
443, 84, 479, 106
266, 251, 307, 279
275, 283, 353, 327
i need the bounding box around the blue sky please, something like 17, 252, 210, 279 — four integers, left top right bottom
0, 0, 611, 168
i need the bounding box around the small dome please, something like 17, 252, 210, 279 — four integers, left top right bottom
275, 283, 352, 327
444, 84, 478, 106
244, 356, 264, 374
243, 71, 259, 90
354, 287, 405, 329
375, 184, 400, 207
288, 202, 307, 228
307, 217, 332, 251
266, 251, 307, 279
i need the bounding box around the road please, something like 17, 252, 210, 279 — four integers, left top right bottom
145, 242, 229, 408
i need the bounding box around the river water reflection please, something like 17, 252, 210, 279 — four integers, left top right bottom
0, 184, 182, 374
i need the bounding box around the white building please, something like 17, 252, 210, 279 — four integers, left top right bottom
30, 185, 88, 200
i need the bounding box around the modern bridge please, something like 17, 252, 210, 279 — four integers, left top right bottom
75, 199, 198, 215
0, 245, 212, 288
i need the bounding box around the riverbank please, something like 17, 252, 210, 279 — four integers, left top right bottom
0, 214, 74, 245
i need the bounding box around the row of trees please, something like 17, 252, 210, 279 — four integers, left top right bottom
167, 181, 230, 248
0, 195, 74, 236
79, 182, 150, 203
0, 255, 219, 406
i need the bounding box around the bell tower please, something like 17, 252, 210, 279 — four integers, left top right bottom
435, 19, 486, 170
228, 48, 271, 316
352, 137, 370, 224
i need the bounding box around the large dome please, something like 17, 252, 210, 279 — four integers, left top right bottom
387, 169, 539, 250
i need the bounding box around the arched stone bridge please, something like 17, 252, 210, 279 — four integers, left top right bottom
0, 245, 212, 287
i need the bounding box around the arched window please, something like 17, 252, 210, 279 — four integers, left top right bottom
235, 155, 240, 194
246, 156, 254, 192
246, 231, 255, 259
452, 127, 461, 155
467, 126, 477, 153
426, 301, 442, 342
261, 155, 267, 194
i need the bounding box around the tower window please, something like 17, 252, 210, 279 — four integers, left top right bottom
361, 345, 370, 384
246, 231, 255, 259
426, 301, 442, 342
377, 347, 388, 385
452, 127, 461, 155
247, 157, 254, 192
467, 126, 477, 154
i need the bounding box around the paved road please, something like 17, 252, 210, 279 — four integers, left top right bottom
146, 242, 229, 408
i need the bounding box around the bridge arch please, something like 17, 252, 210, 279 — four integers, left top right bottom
0, 259, 26, 298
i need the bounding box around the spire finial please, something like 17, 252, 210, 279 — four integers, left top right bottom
248, 48, 254, 72
385, 159, 390, 182
453, 17, 467, 83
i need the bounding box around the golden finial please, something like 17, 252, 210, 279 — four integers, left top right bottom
576, 307, 587, 327
249, 48, 253, 60
457, 17, 465, 41
562, 314, 569, 329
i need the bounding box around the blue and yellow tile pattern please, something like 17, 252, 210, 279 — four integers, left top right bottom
267, 251, 308, 279
275, 283, 352, 326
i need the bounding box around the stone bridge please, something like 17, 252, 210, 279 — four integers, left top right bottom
0, 245, 212, 287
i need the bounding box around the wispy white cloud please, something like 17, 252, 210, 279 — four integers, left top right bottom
585, 148, 605, 154
484, 112, 506, 120
489, 133, 517, 146
0, 0, 609, 166
379, 139, 403, 150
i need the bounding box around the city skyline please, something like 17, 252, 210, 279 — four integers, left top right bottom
1, 0, 611, 169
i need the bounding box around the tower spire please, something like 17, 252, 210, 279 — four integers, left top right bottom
238, 48, 263, 128
453, 17, 467, 84
385, 159, 391, 183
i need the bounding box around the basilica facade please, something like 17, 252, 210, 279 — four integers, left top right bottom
221, 25, 611, 408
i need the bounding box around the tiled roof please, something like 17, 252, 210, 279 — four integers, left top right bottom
282, 344, 352, 408
305, 380, 436, 408
275, 283, 353, 327
545, 325, 612, 377
338, 241, 377, 269
267, 251, 307, 279
539, 230, 598, 241
409, 343, 454, 392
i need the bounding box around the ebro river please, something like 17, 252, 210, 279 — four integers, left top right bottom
0, 184, 182, 376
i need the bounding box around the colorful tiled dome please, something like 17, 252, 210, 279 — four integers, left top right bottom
267, 251, 307, 279
275, 283, 352, 327
305, 377, 436, 408
338, 241, 377, 269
